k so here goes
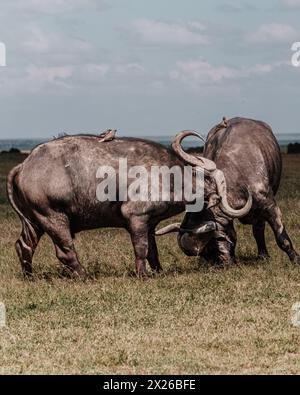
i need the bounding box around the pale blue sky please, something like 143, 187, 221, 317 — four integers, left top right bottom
0, 0, 299, 138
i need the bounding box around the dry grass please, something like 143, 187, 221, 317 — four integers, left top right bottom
0, 153, 300, 374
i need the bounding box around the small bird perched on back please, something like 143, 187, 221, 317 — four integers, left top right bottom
220, 116, 228, 128
215, 116, 228, 132
98, 129, 117, 142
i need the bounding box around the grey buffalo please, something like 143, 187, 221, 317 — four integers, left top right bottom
157, 117, 300, 265
6, 129, 250, 278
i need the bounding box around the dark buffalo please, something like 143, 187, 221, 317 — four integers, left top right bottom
157, 117, 299, 265
6, 132, 250, 278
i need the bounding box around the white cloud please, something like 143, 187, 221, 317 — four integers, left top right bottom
22, 25, 92, 54
248, 23, 299, 43
114, 63, 145, 75
2, 0, 108, 15
169, 60, 284, 88
26, 65, 74, 88
0, 65, 74, 94
170, 61, 239, 84
131, 19, 209, 46
75, 62, 146, 86
0, 61, 148, 95
220, 2, 256, 12
27, 65, 73, 80
280, 0, 300, 9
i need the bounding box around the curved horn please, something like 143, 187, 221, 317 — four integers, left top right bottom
172, 130, 252, 219
213, 169, 252, 218
155, 223, 181, 236
172, 130, 217, 171
181, 221, 217, 235
193, 221, 216, 234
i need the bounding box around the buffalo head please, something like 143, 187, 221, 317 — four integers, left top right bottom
156, 130, 252, 258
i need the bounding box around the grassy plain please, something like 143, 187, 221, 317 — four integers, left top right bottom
0, 152, 299, 374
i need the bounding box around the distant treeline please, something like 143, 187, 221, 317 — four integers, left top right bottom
186, 146, 204, 154
1, 144, 300, 155
287, 143, 300, 154
186, 144, 300, 155
0, 147, 22, 154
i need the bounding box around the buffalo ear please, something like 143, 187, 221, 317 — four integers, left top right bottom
207, 193, 221, 209
155, 223, 181, 236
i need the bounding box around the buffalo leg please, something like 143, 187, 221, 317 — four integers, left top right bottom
41, 214, 87, 279
54, 242, 86, 279
213, 223, 237, 265
265, 203, 300, 264
15, 221, 43, 278
215, 238, 237, 265
228, 222, 237, 262
252, 221, 269, 259
129, 217, 149, 278
147, 232, 162, 273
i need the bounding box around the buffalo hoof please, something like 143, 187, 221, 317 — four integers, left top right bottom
257, 253, 270, 261
151, 266, 163, 275
136, 272, 150, 281
73, 267, 88, 281
207, 256, 237, 268
218, 256, 237, 266
135, 268, 149, 280
79, 272, 88, 281
292, 254, 300, 265
23, 272, 35, 281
